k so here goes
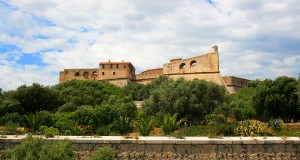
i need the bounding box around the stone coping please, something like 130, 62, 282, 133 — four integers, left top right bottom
1, 135, 300, 145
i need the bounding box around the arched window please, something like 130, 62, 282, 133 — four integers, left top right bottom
179, 63, 186, 69
75, 72, 80, 76
190, 60, 197, 67
83, 72, 89, 79
113, 72, 116, 75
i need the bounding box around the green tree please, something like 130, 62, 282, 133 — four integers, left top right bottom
253, 76, 299, 122
229, 87, 256, 120
143, 77, 228, 124
13, 83, 59, 114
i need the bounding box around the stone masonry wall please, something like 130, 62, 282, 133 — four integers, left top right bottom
1, 136, 299, 160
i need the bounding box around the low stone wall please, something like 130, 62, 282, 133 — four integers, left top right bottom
1, 136, 300, 159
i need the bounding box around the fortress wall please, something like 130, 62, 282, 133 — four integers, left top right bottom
59, 68, 99, 83
1, 136, 299, 159
167, 72, 225, 86
105, 79, 132, 87
135, 78, 157, 85
135, 68, 163, 80
163, 46, 219, 75
222, 76, 250, 88
222, 76, 251, 93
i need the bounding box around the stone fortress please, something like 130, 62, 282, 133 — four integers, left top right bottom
59, 46, 250, 93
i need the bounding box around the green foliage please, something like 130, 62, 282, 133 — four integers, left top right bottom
253, 76, 299, 122
205, 114, 227, 124
235, 120, 273, 136
0, 112, 23, 126
52, 113, 81, 135
112, 116, 134, 135
171, 123, 237, 137
13, 83, 60, 114
26, 111, 52, 133
57, 102, 78, 113
159, 114, 181, 135
39, 126, 59, 138
96, 126, 112, 136
55, 80, 123, 107
229, 87, 256, 121
143, 77, 229, 124
134, 118, 154, 136
3, 121, 23, 135
87, 146, 116, 160
2, 135, 74, 160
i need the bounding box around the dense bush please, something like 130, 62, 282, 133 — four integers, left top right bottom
143, 77, 229, 124
253, 76, 299, 122
2, 135, 74, 160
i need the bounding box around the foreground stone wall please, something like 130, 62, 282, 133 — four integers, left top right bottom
1, 136, 299, 159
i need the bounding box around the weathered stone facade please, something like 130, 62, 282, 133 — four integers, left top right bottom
1, 136, 300, 160
59, 46, 250, 93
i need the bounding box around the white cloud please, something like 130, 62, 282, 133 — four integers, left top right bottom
1, 0, 300, 90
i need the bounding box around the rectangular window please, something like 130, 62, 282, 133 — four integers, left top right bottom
102, 72, 105, 75
113, 72, 116, 75
110, 64, 113, 68
116, 64, 119, 68
102, 65, 105, 69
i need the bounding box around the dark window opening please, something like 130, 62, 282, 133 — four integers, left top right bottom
190, 60, 197, 67
83, 72, 89, 79
102, 65, 105, 69
124, 65, 126, 68
102, 72, 105, 75
116, 64, 119, 68
110, 64, 113, 68
113, 72, 116, 75
75, 72, 80, 76
179, 63, 186, 69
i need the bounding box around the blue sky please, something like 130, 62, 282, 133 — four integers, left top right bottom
0, 0, 300, 90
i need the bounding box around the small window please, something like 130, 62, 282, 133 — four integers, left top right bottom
75, 72, 80, 76
190, 60, 197, 67
124, 65, 126, 68
102, 72, 105, 75
116, 64, 119, 68
102, 65, 105, 69
113, 72, 116, 75
179, 63, 186, 69
110, 64, 113, 68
